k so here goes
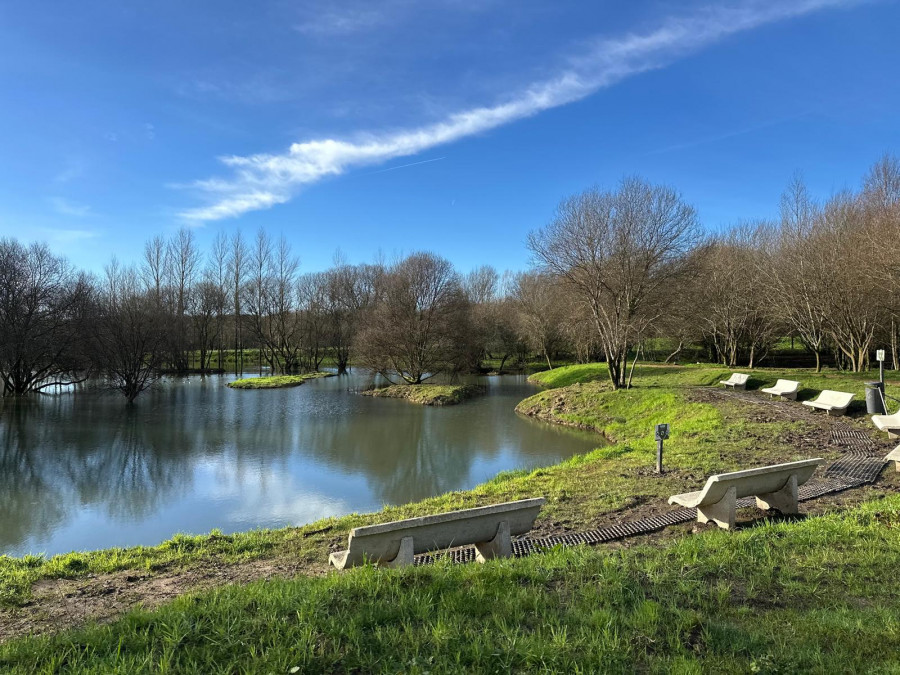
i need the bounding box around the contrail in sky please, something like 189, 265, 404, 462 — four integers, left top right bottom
367, 156, 446, 175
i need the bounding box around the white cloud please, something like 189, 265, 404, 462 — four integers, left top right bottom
49, 197, 92, 218
181, 0, 860, 222
294, 6, 389, 36
36, 228, 99, 245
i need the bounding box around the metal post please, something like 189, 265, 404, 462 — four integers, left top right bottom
881, 360, 885, 386
654, 423, 669, 475
656, 439, 663, 474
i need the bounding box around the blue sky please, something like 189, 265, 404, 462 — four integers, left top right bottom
2, 0, 898, 274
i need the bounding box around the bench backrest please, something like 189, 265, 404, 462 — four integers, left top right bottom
773, 379, 800, 392
814, 390, 854, 408
341, 498, 546, 566
727, 373, 749, 384
694, 459, 822, 506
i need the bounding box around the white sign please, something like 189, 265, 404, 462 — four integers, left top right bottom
877, 349, 886, 362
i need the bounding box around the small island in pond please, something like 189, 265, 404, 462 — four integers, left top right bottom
362, 383, 486, 406
227, 373, 335, 389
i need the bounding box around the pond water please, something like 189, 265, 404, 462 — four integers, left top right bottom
0, 373, 601, 557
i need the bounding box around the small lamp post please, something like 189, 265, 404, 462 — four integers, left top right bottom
877, 349, 886, 385
655, 423, 670, 474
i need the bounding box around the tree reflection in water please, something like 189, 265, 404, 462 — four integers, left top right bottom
0, 374, 599, 557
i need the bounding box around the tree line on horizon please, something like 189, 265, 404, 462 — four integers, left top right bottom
1, 153, 898, 402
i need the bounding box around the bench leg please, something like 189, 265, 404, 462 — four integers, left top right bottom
382, 536, 415, 568
756, 474, 799, 515
696, 486, 737, 530
474, 520, 512, 563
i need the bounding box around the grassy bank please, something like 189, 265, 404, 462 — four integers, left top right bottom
361, 383, 486, 406
2, 361, 898, 661
3, 495, 900, 672
226, 372, 334, 389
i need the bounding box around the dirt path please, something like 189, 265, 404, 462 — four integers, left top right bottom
2, 387, 896, 644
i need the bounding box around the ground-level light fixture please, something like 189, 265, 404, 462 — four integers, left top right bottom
655, 423, 670, 474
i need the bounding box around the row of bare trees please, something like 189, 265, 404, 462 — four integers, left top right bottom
0, 230, 584, 401
526, 155, 900, 387
3, 153, 898, 399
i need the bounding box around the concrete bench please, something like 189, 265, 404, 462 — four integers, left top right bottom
329, 498, 546, 570
760, 379, 800, 401
872, 410, 900, 438
801, 390, 854, 416
720, 373, 749, 390
668, 459, 823, 530
885, 445, 900, 471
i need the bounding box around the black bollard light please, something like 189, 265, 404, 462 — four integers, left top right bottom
655, 423, 670, 474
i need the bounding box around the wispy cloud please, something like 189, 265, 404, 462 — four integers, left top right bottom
49, 197, 92, 218
181, 0, 859, 222
294, 6, 391, 36
36, 228, 99, 246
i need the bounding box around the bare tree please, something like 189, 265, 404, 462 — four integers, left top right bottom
165, 228, 201, 371
227, 230, 248, 375
817, 193, 880, 372
762, 176, 830, 371
93, 261, 167, 403
529, 177, 701, 388
511, 271, 565, 370
355, 252, 471, 384
0, 240, 93, 395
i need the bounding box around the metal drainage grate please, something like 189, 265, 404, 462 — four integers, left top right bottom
412, 415, 888, 568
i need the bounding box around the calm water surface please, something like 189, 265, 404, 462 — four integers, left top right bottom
0, 373, 600, 557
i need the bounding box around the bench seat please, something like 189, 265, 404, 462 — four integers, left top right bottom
329, 498, 546, 570
669, 458, 823, 530
885, 445, 900, 471
801, 390, 854, 416
873, 411, 900, 438
760, 379, 800, 401
720, 373, 749, 390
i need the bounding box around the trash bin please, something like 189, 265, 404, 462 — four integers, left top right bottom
865, 381, 886, 415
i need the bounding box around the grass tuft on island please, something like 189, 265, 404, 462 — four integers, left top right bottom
361, 383, 486, 406
226, 372, 335, 389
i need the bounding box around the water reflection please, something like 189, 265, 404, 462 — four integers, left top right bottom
0, 374, 600, 557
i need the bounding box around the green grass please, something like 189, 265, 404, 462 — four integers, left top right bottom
4, 361, 888, 611
362, 383, 486, 406
3, 496, 900, 672
4, 359, 898, 672
226, 372, 334, 389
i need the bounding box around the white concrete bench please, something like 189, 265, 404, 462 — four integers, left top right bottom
885, 445, 900, 471
329, 498, 546, 570
801, 390, 854, 416
668, 459, 823, 530
760, 379, 800, 401
720, 373, 749, 390
872, 410, 900, 438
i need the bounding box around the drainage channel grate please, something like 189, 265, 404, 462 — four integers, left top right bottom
825, 457, 886, 483
413, 417, 888, 568
413, 472, 880, 567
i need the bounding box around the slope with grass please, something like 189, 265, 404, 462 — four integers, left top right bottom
2, 496, 900, 672
2, 361, 897, 653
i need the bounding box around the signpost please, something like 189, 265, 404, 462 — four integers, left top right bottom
878, 349, 886, 385
655, 423, 669, 474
